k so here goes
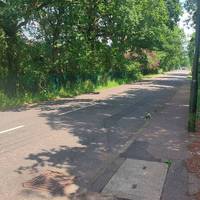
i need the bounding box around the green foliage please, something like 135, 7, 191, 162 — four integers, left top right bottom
159, 27, 189, 70
164, 160, 173, 167
131, 0, 169, 50
0, 28, 6, 87
165, 0, 182, 28
0, 0, 189, 108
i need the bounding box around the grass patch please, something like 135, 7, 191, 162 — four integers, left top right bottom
164, 160, 172, 167
95, 72, 163, 92
0, 92, 55, 110
95, 80, 122, 92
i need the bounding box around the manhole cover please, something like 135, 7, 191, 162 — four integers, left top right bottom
102, 159, 168, 200
23, 170, 76, 196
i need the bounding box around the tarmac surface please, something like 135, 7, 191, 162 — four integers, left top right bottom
0, 70, 190, 200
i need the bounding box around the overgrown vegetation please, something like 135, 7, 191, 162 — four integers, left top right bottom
0, 0, 189, 109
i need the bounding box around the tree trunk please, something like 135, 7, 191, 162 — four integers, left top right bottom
5, 35, 18, 97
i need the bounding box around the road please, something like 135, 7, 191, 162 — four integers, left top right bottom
0, 70, 190, 200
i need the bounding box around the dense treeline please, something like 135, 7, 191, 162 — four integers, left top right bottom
0, 0, 188, 106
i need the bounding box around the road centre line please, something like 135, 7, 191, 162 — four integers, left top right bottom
0, 125, 25, 135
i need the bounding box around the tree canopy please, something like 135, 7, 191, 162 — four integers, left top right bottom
0, 0, 189, 106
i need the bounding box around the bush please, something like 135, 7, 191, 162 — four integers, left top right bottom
125, 63, 142, 82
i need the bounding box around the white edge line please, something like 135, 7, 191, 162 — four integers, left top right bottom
58, 102, 98, 116
0, 125, 25, 135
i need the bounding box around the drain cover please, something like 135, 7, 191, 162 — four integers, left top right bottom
22, 170, 76, 196
102, 159, 168, 200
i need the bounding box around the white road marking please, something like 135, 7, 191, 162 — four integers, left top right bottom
58, 102, 98, 116
0, 125, 25, 135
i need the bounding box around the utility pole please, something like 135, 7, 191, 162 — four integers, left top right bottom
188, 0, 200, 132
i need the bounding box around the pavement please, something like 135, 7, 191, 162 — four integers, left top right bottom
102, 159, 168, 200
120, 74, 191, 200
0, 70, 191, 200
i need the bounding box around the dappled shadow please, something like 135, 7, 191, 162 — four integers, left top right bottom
2, 98, 95, 112
120, 140, 161, 162
16, 146, 86, 174
15, 72, 190, 197
22, 170, 76, 196
137, 85, 190, 161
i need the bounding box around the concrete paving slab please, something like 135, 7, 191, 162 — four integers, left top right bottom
102, 159, 168, 200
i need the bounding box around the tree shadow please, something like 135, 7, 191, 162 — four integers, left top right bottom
15, 73, 189, 197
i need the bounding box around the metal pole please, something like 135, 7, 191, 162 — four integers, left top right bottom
188, 0, 200, 132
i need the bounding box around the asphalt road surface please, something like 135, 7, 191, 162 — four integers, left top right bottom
0, 70, 190, 200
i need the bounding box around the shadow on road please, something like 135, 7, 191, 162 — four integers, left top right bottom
15, 73, 189, 197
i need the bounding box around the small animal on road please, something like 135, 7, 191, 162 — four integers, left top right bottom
144, 112, 152, 120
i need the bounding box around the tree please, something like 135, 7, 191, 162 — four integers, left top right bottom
160, 27, 188, 70
0, 0, 46, 96
0, 0, 188, 104
165, 0, 182, 29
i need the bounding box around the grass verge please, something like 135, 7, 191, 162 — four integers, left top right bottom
0, 72, 163, 110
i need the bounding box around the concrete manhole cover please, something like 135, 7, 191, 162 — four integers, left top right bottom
22, 170, 76, 196
102, 159, 168, 200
